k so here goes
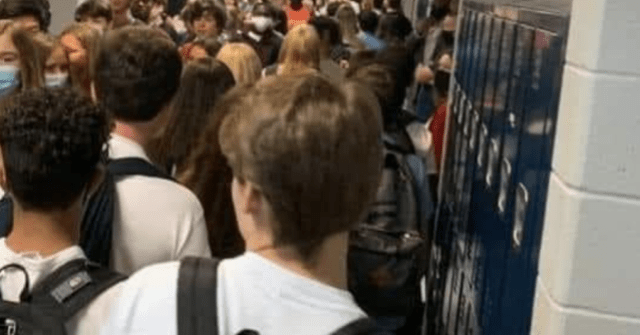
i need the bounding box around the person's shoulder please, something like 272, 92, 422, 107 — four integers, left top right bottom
70, 280, 126, 335
97, 262, 181, 335
118, 174, 202, 209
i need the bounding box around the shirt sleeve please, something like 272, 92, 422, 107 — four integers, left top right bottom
175, 200, 213, 259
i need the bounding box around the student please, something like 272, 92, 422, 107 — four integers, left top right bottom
240, 2, 283, 67
0, 0, 50, 33
180, 0, 227, 42
147, 57, 236, 177
0, 88, 123, 335
335, 4, 365, 53
94, 26, 211, 275
284, 0, 312, 31
59, 23, 102, 97
216, 42, 262, 85
75, 0, 113, 33
380, 0, 411, 40
109, 0, 143, 29
357, 10, 385, 51
264, 23, 321, 76
308, 15, 346, 80
99, 74, 384, 335
0, 20, 47, 98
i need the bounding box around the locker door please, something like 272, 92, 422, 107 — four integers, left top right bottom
466, 15, 512, 333
498, 26, 567, 335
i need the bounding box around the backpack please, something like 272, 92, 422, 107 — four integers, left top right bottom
347, 142, 429, 318
0, 158, 173, 268
177, 257, 376, 335
0, 259, 126, 335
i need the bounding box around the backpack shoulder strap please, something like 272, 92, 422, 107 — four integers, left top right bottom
329, 318, 376, 335
178, 257, 221, 335
29, 259, 126, 320
0, 195, 13, 237
107, 158, 173, 180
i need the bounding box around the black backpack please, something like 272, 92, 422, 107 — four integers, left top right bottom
0, 259, 125, 335
177, 257, 376, 335
0, 158, 173, 268
348, 142, 429, 318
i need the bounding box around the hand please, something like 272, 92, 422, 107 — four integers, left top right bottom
415, 64, 434, 84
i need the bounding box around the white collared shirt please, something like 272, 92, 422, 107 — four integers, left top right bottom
100, 252, 366, 335
0, 239, 123, 335
107, 134, 211, 275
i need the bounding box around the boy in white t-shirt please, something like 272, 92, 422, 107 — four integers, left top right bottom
100, 74, 384, 335
0, 88, 123, 335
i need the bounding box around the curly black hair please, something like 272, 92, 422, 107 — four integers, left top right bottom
0, 88, 109, 210
0, 0, 51, 32
95, 26, 182, 122
181, 0, 226, 31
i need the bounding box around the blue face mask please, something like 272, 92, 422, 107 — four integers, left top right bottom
0, 65, 20, 98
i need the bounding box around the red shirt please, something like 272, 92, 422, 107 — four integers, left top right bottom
429, 103, 448, 170
286, 5, 312, 30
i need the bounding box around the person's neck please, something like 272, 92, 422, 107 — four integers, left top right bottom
113, 120, 151, 147
249, 233, 349, 290
6, 202, 81, 257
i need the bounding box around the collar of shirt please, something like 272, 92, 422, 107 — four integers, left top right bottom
108, 133, 152, 162
247, 30, 263, 42
0, 238, 86, 274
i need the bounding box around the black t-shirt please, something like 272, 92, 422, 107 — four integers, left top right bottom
241, 30, 283, 67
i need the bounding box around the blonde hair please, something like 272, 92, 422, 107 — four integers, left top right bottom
59, 22, 101, 93
216, 43, 262, 85
277, 24, 321, 76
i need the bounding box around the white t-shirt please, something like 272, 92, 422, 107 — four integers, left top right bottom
100, 252, 366, 335
108, 134, 211, 275
0, 239, 123, 335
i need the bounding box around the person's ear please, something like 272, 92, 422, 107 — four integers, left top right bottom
235, 177, 264, 216
0, 148, 7, 192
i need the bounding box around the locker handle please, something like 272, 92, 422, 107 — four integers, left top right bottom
497, 159, 511, 214
485, 139, 499, 187
477, 125, 488, 167
512, 183, 529, 250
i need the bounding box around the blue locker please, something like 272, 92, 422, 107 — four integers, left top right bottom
427, 1, 571, 334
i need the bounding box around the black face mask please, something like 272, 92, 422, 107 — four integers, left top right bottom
441, 31, 455, 47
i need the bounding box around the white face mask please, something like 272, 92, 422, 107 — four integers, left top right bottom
44, 73, 70, 88
252, 16, 273, 33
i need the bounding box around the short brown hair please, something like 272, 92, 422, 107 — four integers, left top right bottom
219, 74, 383, 261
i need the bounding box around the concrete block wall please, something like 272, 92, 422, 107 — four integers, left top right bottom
531, 0, 640, 334
49, 0, 77, 35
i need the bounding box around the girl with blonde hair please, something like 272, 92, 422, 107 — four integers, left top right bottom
59, 22, 101, 97
266, 23, 321, 76
216, 43, 262, 85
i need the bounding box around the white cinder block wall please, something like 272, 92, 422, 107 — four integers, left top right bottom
531, 0, 640, 334
49, 0, 77, 35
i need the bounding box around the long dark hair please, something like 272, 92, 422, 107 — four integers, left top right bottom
178, 83, 248, 258
148, 57, 235, 175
